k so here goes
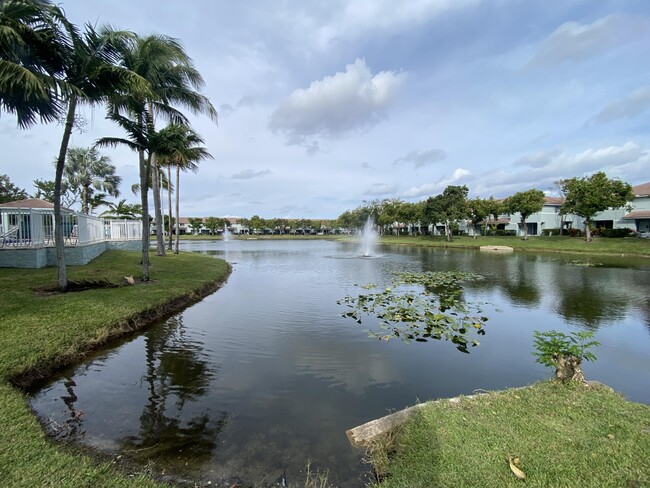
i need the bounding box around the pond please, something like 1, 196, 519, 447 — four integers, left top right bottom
30, 240, 650, 487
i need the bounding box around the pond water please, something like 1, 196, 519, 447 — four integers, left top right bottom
30, 240, 650, 487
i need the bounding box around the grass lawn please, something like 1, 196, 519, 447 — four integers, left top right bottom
0, 250, 230, 487
179, 233, 336, 240
372, 381, 650, 487
378, 234, 650, 256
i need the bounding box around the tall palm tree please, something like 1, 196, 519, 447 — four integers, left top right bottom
50, 26, 150, 290
109, 34, 217, 272
155, 124, 212, 254
1, 2, 148, 290
64, 146, 121, 214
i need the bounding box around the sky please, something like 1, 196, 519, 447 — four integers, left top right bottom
2, 0, 650, 219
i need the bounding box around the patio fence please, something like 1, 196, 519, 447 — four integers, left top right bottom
0, 207, 141, 248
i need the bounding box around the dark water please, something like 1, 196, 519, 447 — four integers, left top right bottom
30, 240, 650, 486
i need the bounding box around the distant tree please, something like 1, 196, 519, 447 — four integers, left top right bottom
203, 216, 226, 235
423, 185, 468, 242
250, 214, 263, 232
484, 197, 503, 235
377, 198, 404, 235
0, 174, 28, 203
466, 197, 491, 239
63, 147, 121, 214
503, 189, 545, 240
100, 199, 142, 219
188, 217, 204, 235
87, 192, 110, 214
560, 172, 634, 242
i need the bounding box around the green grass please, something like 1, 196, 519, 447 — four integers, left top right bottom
378, 234, 650, 256
372, 381, 650, 487
0, 251, 230, 487
179, 233, 337, 240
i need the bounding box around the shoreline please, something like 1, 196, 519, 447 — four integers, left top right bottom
12, 267, 231, 390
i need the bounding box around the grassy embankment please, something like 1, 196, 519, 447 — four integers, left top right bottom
179, 233, 334, 240
0, 250, 230, 487
379, 234, 650, 256
370, 381, 650, 487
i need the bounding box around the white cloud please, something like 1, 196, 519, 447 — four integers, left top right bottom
393, 148, 446, 168
513, 149, 561, 168
473, 141, 648, 197
230, 169, 272, 179
364, 182, 399, 196
269, 58, 406, 146
315, 0, 480, 49
402, 168, 472, 198
588, 86, 650, 125
528, 15, 647, 67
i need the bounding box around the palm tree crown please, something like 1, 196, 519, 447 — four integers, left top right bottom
64, 146, 121, 214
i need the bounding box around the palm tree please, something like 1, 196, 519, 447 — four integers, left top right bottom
154, 124, 212, 254
64, 146, 121, 214
0, 0, 70, 127
100, 199, 142, 219
1, 3, 147, 290
51, 26, 152, 290
109, 34, 217, 271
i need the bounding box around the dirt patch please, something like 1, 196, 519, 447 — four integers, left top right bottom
12, 264, 232, 390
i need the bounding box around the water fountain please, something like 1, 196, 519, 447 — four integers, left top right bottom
360, 216, 378, 257
223, 224, 232, 242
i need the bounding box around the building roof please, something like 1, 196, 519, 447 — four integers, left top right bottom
0, 198, 54, 209
623, 211, 650, 220
633, 182, 650, 197
544, 196, 564, 205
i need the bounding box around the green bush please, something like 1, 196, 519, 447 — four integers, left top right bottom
567, 228, 583, 237
542, 228, 561, 236
601, 228, 636, 238
492, 229, 516, 236
532, 330, 599, 368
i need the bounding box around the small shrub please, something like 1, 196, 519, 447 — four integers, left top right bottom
542, 228, 561, 236
567, 228, 583, 237
601, 228, 635, 238
533, 330, 599, 383
493, 229, 516, 236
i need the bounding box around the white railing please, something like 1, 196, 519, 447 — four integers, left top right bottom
106, 219, 142, 240
0, 207, 142, 248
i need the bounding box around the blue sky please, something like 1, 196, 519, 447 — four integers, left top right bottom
2, 0, 649, 218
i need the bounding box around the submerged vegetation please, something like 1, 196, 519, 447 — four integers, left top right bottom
339, 271, 487, 353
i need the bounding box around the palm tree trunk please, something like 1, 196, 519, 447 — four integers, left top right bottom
82, 183, 90, 214
54, 95, 77, 291
139, 147, 150, 281
167, 164, 173, 250
151, 153, 165, 256
174, 165, 180, 254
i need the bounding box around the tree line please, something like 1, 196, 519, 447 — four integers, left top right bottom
1, 0, 216, 289
336, 172, 634, 243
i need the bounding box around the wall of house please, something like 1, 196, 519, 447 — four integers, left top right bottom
0, 239, 141, 269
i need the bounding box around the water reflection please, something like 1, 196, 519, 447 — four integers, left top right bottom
29, 240, 650, 487
118, 316, 224, 467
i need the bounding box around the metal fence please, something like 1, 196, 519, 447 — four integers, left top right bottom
0, 207, 142, 248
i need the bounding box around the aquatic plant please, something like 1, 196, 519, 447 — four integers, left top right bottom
338, 270, 487, 353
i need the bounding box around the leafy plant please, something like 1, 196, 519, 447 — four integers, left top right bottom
532, 330, 600, 368
338, 271, 487, 353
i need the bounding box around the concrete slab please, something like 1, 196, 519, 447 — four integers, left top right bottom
479, 245, 514, 252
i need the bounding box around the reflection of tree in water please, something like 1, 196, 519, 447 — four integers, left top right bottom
498, 258, 541, 307
554, 268, 629, 328
119, 315, 226, 464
